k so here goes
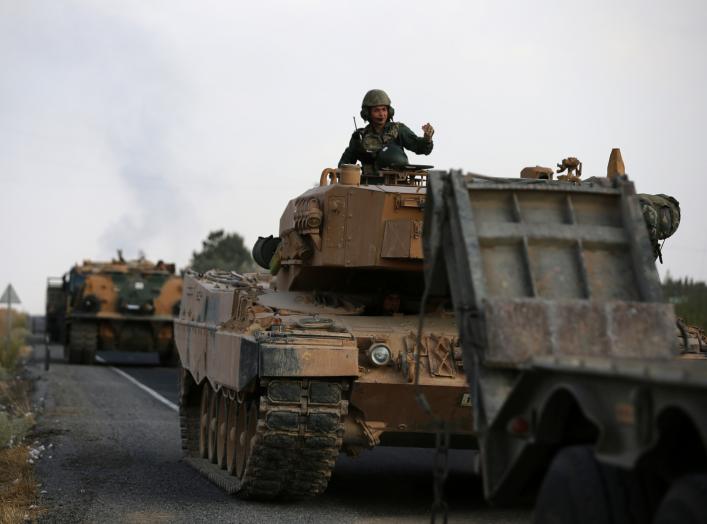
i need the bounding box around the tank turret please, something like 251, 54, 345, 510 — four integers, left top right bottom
274, 166, 426, 293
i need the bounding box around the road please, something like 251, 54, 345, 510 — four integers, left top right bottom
29, 344, 531, 523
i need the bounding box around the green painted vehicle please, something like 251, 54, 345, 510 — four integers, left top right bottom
52, 256, 183, 365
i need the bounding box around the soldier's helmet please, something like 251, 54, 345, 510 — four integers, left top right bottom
360, 89, 395, 121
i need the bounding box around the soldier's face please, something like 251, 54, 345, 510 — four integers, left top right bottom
369, 105, 389, 126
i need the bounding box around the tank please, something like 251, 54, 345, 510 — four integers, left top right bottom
61, 255, 183, 365
174, 166, 474, 499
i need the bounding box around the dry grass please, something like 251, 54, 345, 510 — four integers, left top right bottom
0, 446, 39, 523
0, 378, 32, 415
0, 309, 29, 371
0, 377, 34, 449
0, 353, 39, 523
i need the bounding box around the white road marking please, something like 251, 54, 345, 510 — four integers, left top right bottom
96, 355, 179, 412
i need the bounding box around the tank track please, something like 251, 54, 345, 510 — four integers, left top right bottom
180, 377, 348, 500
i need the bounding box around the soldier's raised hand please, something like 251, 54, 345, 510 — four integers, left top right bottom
422, 123, 435, 140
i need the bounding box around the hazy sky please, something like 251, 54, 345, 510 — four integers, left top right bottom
2, 0, 706, 313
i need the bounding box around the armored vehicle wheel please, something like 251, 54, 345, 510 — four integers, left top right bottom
533, 445, 644, 524
654, 474, 707, 524
67, 344, 82, 364
207, 387, 219, 463
180, 377, 349, 499
234, 397, 250, 478
159, 349, 180, 367
67, 322, 97, 365
198, 384, 210, 458
216, 393, 228, 469
225, 399, 239, 475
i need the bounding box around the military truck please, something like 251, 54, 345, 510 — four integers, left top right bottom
422, 163, 707, 522
174, 165, 475, 499
45, 277, 66, 343
60, 255, 183, 365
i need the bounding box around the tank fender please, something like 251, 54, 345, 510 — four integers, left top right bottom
259, 342, 359, 378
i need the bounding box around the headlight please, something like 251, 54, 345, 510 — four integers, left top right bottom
368, 343, 391, 366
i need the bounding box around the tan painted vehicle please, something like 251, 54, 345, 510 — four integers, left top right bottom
57, 255, 183, 365
423, 158, 707, 522
175, 165, 474, 499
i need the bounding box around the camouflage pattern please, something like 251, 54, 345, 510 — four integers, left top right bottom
339, 122, 433, 175
361, 89, 391, 108
638, 193, 681, 260
359, 89, 395, 122
58, 257, 183, 365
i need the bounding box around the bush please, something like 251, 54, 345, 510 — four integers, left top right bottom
663, 276, 707, 330
0, 310, 28, 371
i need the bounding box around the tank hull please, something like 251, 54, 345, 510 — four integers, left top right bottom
174, 270, 474, 499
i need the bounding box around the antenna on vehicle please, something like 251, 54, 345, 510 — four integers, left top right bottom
353, 116, 362, 139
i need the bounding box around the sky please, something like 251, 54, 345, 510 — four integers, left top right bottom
1, 0, 706, 314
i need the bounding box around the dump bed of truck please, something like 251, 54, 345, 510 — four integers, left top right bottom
423, 170, 707, 515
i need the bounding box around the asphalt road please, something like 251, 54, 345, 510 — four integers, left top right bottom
29, 345, 531, 523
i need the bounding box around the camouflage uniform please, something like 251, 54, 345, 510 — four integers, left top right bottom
339, 89, 433, 176
637, 193, 681, 261
339, 121, 433, 175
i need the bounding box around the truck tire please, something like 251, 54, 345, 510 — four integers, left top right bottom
66, 325, 83, 364
654, 474, 707, 524
159, 348, 180, 367
532, 445, 643, 524
67, 322, 97, 365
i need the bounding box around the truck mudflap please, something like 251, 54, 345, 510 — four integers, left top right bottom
423, 170, 707, 506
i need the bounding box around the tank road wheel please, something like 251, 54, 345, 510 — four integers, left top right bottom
226, 399, 239, 475
216, 393, 228, 469
183, 379, 349, 500
198, 384, 210, 458
207, 388, 219, 463
235, 398, 250, 479
244, 400, 258, 467
179, 369, 200, 455
532, 445, 644, 524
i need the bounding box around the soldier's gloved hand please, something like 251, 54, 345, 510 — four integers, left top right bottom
422, 123, 434, 140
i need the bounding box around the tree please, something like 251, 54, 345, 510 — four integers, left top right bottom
663, 275, 707, 330
189, 230, 255, 273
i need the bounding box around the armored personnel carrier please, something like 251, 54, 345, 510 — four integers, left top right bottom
58, 255, 183, 365
175, 165, 474, 499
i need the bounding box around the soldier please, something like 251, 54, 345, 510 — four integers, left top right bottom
339, 89, 434, 177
